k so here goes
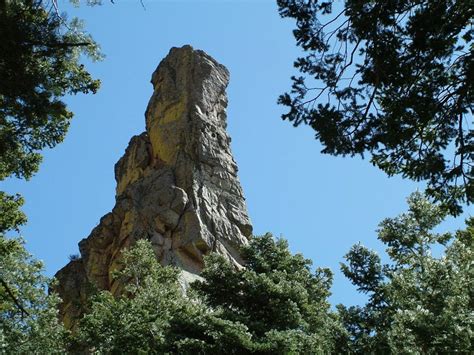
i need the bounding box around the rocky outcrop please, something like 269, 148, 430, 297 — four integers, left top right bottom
55, 45, 252, 328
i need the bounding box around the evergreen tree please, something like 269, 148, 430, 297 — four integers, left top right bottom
192, 234, 344, 353
277, 0, 473, 214
0, 237, 67, 353
338, 192, 473, 353
0, 1, 100, 351
0, 0, 101, 304
74, 240, 254, 354
0, 187, 66, 353
0, 0, 101, 181
75, 239, 184, 353
76, 236, 344, 354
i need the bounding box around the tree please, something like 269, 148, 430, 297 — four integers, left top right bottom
338, 192, 473, 353
193, 234, 344, 353
74, 240, 254, 354
0, 192, 27, 319
0, 192, 26, 235
0, 165, 66, 353
277, 0, 473, 214
0, 236, 67, 353
76, 237, 344, 354
74, 239, 183, 353
0, 0, 100, 334
0, 0, 101, 181
0, 1, 100, 351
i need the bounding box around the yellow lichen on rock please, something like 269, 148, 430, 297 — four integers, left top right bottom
55, 45, 253, 329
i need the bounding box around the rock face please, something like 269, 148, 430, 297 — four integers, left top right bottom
55, 45, 252, 328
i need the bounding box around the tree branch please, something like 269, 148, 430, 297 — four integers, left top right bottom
27, 41, 92, 48
0, 277, 29, 317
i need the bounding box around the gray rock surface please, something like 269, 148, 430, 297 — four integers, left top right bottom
55, 45, 252, 328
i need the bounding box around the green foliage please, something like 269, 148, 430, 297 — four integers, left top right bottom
193, 234, 344, 353
0, 192, 26, 235
74, 240, 183, 353
3, 197, 465, 354
277, 0, 473, 214
0, 3, 102, 318
75, 240, 253, 353
338, 192, 474, 353
1, 186, 64, 351
0, 3, 100, 351
75, 237, 343, 354
0, 237, 67, 353
0, 0, 101, 181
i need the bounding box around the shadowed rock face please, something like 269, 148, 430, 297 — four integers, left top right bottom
55, 45, 252, 328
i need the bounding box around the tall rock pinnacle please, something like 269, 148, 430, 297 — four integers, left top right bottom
55, 46, 252, 328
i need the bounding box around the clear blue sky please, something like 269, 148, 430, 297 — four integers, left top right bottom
3, 0, 470, 306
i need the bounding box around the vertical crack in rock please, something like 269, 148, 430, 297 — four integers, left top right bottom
54, 45, 252, 328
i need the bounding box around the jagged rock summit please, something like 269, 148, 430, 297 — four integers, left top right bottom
55, 45, 252, 328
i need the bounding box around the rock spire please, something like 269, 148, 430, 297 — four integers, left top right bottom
55, 45, 252, 328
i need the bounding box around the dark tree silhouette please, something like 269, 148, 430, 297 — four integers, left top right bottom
277, 0, 473, 214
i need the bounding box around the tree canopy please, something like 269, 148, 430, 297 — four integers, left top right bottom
3, 205, 470, 353
277, 0, 473, 214
0, 0, 101, 181
0, 0, 100, 347
0, 236, 67, 353
75, 236, 343, 354
193, 234, 344, 353
338, 192, 473, 353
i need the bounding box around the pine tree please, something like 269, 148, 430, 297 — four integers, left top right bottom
339, 192, 473, 353
277, 0, 473, 214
